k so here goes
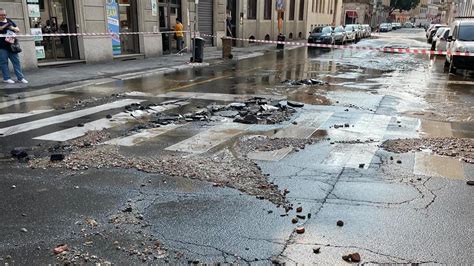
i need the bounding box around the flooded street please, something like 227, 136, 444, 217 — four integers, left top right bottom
0, 29, 473, 264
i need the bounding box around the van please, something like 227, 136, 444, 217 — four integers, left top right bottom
445, 18, 474, 73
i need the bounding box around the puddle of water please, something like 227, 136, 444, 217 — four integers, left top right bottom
420, 120, 453, 138
414, 152, 465, 180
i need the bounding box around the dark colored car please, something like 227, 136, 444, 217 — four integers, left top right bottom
332, 26, 347, 44
308, 26, 334, 45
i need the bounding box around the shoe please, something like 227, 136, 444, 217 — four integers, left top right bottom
3, 79, 15, 84
18, 79, 28, 84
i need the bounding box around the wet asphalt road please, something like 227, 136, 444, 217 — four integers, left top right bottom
0, 29, 473, 264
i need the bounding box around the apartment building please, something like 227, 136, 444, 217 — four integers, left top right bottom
4, 0, 226, 69
228, 0, 342, 43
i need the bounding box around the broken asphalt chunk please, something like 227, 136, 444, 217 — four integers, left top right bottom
287, 101, 304, 108
11, 148, 28, 159
313, 247, 321, 254
295, 227, 305, 234
337, 220, 344, 227
50, 154, 65, 162
296, 206, 303, 213
467, 181, 474, 186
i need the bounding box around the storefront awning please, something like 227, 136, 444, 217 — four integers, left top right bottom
346, 11, 358, 18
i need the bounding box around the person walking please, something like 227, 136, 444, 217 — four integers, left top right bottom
0, 8, 27, 84
174, 18, 184, 54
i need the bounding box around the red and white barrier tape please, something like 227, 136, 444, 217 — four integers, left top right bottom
0, 30, 189, 38
202, 33, 473, 57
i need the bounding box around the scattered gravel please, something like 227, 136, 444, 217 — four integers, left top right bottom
382, 137, 474, 164
234, 135, 319, 155
29, 133, 288, 207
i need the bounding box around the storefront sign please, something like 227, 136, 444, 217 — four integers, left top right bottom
35, 46, 45, 59
28, 4, 40, 18
31, 28, 43, 42
151, 0, 158, 16
27, 0, 39, 3
106, 0, 121, 55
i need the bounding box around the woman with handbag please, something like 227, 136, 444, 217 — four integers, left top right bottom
0, 8, 27, 84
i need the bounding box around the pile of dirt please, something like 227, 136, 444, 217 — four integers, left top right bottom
382, 137, 474, 164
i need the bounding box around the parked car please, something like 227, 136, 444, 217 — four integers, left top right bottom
379, 23, 392, 32
362, 24, 371, 37
404, 22, 415, 28
392, 22, 402, 29
431, 27, 449, 50
435, 28, 450, 52
445, 19, 474, 73
308, 26, 334, 44
344, 25, 357, 42
427, 24, 447, 43
346, 24, 362, 41
332, 26, 347, 44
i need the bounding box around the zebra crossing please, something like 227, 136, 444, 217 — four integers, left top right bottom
0, 91, 422, 170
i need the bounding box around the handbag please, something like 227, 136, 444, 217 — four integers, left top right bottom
10, 39, 22, 53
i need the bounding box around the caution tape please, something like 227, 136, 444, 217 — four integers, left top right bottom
0, 30, 189, 38
2, 30, 472, 57
202, 33, 474, 57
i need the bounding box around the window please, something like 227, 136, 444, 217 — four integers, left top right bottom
289, 0, 295, 20
264, 0, 272, 20
299, 0, 304, 20
247, 0, 257, 19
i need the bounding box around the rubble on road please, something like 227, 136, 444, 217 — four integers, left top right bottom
282, 79, 328, 86
234, 135, 320, 156
29, 133, 289, 207
382, 137, 474, 164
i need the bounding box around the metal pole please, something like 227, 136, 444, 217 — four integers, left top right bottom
193, 1, 198, 62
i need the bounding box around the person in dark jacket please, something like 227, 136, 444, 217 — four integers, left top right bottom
0, 8, 27, 84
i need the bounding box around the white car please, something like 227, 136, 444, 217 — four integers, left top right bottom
431, 27, 449, 50
445, 19, 474, 73
435, 28, 450, 52
344, 25, 356, 42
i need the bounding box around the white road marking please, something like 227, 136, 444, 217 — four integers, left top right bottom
0, 94, 66, 110
0, 99, 139, 137
247, 147, 294, 161
104, 124, 181, 146
165, 123, 251, 154
34, 101, 187, 142
274, 111, 333, 139
0, 109, 53, 122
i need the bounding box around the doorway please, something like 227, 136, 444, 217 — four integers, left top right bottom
29, 0, 79, 62
118, 0, 140, 54
159, 0, 182, 54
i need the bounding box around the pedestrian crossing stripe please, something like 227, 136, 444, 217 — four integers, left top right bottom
0, 109, 54, 123
34, 101, 188, 142
0, 99, 140, 137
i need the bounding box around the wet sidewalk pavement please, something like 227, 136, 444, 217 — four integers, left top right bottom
0, 44, 301, 100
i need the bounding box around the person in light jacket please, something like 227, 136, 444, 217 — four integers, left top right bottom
0, 8, 27, 84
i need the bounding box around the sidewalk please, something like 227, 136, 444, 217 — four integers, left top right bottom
0, 44, 301, 99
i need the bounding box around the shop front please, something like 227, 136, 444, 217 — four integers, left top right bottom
27, 0, 80, 63
158, 0, 182, 54
106, 0, 140, 57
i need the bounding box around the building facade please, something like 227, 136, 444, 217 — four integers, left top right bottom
3, 0, 226, 69
227, 0, 342, 44
371, 0, 390, 27
341, 0, 373, 25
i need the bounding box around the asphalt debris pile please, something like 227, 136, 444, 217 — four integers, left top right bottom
154, 97, 299, 126
382, 137, 474, 164
29, 138, 288, 207
282, 79, 328, 86
234, 135, 319, 155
